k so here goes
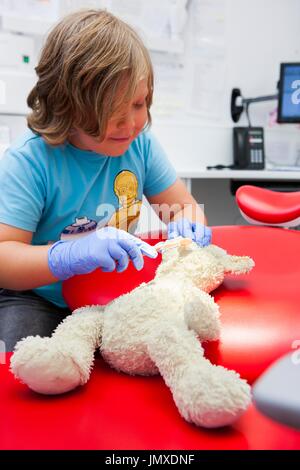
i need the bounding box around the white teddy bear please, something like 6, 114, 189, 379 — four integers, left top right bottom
11, 239, 254, 428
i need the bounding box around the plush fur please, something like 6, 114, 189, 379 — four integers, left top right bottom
11, 241, 254, 428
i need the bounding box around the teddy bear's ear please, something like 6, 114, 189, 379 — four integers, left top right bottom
203, 244, 228, 259
161, 245, 180, 261
160, 239, 196, 263
221, 255, 255, 274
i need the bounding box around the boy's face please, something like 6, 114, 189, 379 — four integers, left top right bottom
70, 79, 149, 156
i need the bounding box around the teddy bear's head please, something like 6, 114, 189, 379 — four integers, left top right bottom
155, 242, 254, 293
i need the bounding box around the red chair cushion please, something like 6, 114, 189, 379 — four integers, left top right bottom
2, 351, 300, 449
63, 226, 300, 385
62, 236, 162, 310
2, 226, 300, 450
236, 185, 300, 224
207, 226, 300, 383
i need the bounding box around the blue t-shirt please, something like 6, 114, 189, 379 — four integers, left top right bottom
0, 129, 177, 308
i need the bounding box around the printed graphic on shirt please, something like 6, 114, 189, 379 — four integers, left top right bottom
107, 170, 142, 233
55, 170, 142, 242
60, 217, 98, 241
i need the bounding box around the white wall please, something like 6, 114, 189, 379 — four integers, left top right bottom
227, 0, 299, 119
151, 0, 300, 172
1, 0, 300, 170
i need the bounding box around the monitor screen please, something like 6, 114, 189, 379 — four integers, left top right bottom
278, 63, 300, 123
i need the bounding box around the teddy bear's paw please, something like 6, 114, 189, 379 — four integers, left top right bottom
172, 363, 251, 428
184, 290, 221, 341
10, 336, 83, 395
223, 255, 255, 275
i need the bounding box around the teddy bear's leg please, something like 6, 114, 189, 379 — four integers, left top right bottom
184, 286, 220, 341
10, 306, 104, 395
146, 324, 251, 428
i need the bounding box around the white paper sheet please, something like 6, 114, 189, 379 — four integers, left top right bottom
185, 0, 228, 119
107, 0, 188, 42
0, 0, 60, 20
192, 0, 227, 49
151, 51, 186, 116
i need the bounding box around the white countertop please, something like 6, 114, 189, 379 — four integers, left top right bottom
177, 169, 300, 180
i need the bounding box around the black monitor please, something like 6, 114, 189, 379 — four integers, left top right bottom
277, 63, 300, 123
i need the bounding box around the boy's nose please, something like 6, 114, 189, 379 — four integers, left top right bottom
117, 112, 135, 132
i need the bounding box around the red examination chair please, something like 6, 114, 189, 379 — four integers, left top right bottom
236, 185, 300, 430
1, 186, 300, 450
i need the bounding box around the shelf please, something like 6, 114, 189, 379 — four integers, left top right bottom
176, 169, 300, 180
146, 36, 184, 54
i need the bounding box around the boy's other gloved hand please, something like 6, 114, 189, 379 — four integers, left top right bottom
167, 218, 212, 247
48, 226, 158, 280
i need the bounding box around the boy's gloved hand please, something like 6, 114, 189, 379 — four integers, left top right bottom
48, 226, 158, 280
167, 218, 212, 247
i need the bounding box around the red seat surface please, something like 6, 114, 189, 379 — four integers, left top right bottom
1, 225, 300, 449
207, 226, 300, 384
62, 235, 163, 310
236, 185, 300, 224
1, 352, 300, 450
63, 226, 300, 385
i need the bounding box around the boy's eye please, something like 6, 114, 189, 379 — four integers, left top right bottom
134, 101, 146, 109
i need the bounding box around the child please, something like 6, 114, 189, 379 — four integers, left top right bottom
0, 9, 211, 350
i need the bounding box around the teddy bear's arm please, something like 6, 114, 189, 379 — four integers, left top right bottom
10, 306, 104, 395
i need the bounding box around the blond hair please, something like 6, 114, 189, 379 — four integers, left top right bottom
27, 9, 154, 146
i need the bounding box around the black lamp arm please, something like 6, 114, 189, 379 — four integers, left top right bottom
231, 88, 278, 123
243, 93, 279, 105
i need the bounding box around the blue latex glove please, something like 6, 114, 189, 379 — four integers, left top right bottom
167, 218, 212, 247
48, 226, 158, 280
